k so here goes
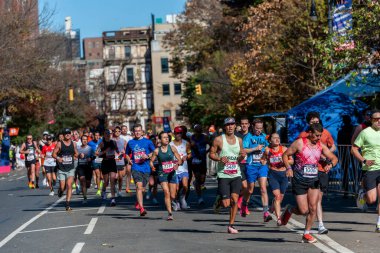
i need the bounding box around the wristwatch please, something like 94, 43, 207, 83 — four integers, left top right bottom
362, 159, 367, 166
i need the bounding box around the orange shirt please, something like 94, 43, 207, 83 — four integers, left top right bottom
298, 129, 334, 172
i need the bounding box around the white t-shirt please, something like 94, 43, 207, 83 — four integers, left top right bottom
170, 140, 188, 174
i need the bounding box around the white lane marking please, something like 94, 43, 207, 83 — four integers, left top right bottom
19, 224, 88, 234
47, 207, 99, 214
288, 218, 355, 253
285, 222, 337, 253
253, 198, 352, 253
84, 218, 98, 234
16, 176, 26, 180
71, 242, 85, 253
0, 195, 66, 248
97, 204, 106, 214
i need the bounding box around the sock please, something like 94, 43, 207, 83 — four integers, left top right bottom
318, 221, 324, 228
377, 216, 380, 226
263, 205, 269, 213
304, 230, 310, 235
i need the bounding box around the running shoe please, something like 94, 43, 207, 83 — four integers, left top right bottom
101, 190, 107, 200
237, 196, 243, 209
376, 225, 380, 233
201, 184, 207, 191
135, 201, 141, 210
117, 191, 122, 198
263, 211, 272, 222
240, 204, 249, 217
302, 234, 317, 243
96, 189, 101, 196
172, 201, 179, 211
152, 198, 159, 205
110, 198, 116, 207
28, 182, 33, 189
42, 178, 47, 186
125, 189, 132, 194
356, 189, 368, 212
75, 186, 80, 195
83, 197, 88, 204
130, 179, 134, 184
180, 195, 189, 209
146, 191, 151, 200
318, 227, 329, 234
58, 188, 63, 197
280, 204, 292, 225
276, 218, 282, 226
227, 225, 239, 234
167, 214, 174, 221
65, 203, 72, 211
35, 184, 39, 189
31, 183, 35, 189
198, 197, 205, 206
213, 195, 222, 214
140, 208, 147, 216
72, 183, 76, 189
99, 180, 104, 189
49, 191, 54, 196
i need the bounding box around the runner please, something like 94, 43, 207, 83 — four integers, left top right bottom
241, 119, 270, 221
298, 112, 336, 234
112, 126, 127, 197
150, 131, 183, 220
351, 110, 380, 233
41, 135, 56, 196
52, 128, 78, 211
170, 126, 192, 210
88, 131, 103, 196
20, 134, 41, 189
234, 117, 250, 214
39, 131, 49, 187
209, 117, 246, 234
261, 133, 293, 226
147, 134, 159, 205
126, 124, 155, 216
96, 129, 119, 206
190, 124, 209, 205
281, 123, 338, 243
121, 125, 134, 194
77, 135, 93, 203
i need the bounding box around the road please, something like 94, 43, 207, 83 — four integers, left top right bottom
0, 168, 379, 253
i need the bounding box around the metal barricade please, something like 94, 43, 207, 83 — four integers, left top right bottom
328, 145, 361, 195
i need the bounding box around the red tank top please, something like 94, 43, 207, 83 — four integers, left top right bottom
294, 138, 322, 179
267, 146, 285, 170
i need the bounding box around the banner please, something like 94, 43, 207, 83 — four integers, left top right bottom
333, 0, 354, 51
0, 129, 11, 174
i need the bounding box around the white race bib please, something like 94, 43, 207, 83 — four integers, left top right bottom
27, 153, 35, 161
223, 161, 238, 175
62, 155, 73, 165
162, 161, 175, 174
303, 164, 318, 178
134, 151, 146, 163
192, 158, 202, 165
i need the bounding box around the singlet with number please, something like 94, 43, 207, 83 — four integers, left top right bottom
157, 145, 176, 175
42, 144, 56, 167
217, 134, 241, 179
77, 145, 92, 166
113, 137, 126, 166
101, 140, 117, 161
294, 138, 322, 181
191, 134, 207, 164
267, 146, 286, 171
58, 141, 75, 171
25, 142, 36, 163
170, 140, 188, 174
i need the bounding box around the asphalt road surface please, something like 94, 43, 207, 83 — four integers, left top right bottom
0, 168, 379, 253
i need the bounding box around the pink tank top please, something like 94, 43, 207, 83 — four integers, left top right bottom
294, 138, 322, 179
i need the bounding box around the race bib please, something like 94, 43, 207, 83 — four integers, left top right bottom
162, 161, 175, 174
27, 153, 35, 161
62, 155, 73, 165
106, 150, 115, 159
223, 161, 238, 175
303, 164, 318, 178
269, 156, 282, 164
252, 152, 263, 163
192, 158, 202, 165
134, 151, 146, 163
78, 158, 87, 165
46, 151, 53, 158
94, 157, 103, 163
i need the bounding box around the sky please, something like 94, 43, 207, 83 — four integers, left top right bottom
39, 0, 187, 39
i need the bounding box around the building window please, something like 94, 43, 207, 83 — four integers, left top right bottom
161, 57, 169, 73
111, 93, 120, 111
125, 46, 131, 58
126, 93, 136, 110
142, 92, 152, 110
108, 46, 115, 59
140, 66, 146, 83
126, 68, 134, 83
164, 110, 171, 119
109, 66, 119, 85
145, 65, 151, 83
162, 84, 170, 96
174, 83, 181, 95
176, 108, 183, 120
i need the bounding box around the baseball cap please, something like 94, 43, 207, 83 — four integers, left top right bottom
46, 135, 53, 141
174, 126, 183, 133
63, 128, 71, 134
224, 117, 236, 125
193, 124, 201, 130
43, 131, 49, 135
